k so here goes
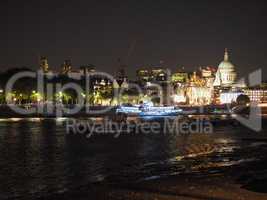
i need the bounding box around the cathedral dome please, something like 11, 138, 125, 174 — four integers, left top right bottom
218, 49, 235, 71
213, 49, 237, 87
218, 60, 235, 71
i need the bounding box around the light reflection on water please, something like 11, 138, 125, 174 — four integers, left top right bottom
0, 118, 266, 199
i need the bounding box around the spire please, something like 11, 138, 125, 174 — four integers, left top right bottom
224, 48, 229, 61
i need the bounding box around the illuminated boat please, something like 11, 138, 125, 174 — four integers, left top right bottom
139, 106, 182, 118
116, 105, 142, 115
116, 103, 183, 119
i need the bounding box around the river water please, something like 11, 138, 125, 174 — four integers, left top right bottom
0, 117, 267, 199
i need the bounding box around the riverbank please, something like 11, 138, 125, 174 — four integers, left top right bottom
36, 174, 267, 200
34, 159, 267, 200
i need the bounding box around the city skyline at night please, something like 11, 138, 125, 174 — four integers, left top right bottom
2, 1, 267, 200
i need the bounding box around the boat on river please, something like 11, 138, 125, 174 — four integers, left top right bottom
115, 104, 182, 121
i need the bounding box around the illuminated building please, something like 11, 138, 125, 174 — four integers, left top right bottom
172, 68, 215, 105
186, 71, 214, 105
171, 68, 189, 104
136, 69, 151, 82
187, 87, 213, 105
244, 85, 267, 103
213, 49, 237, 87
171, 71, 188, 83
200, 67, 216, 94
91, 78, 113, 105
201, 67, 215, 78
220, 91, 243, 104
151, 67, 168, 82
201, 66, 216, 81
136, 66, 169, 105
93, 79, 112, 90
66, 64, 97, 80
171, 66, 217, 105
172, 93, 187, 104
40, 56, 49, 72
136, 66, 168, 84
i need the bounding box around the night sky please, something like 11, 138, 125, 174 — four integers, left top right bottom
1, 0, 267, 79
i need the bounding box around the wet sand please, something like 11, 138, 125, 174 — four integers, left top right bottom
35, 173, 267, 200
34, 157, 267, 200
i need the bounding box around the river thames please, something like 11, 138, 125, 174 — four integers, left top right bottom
0, 117, 267, 199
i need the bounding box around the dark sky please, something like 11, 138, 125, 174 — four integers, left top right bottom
1, 0, 267, 79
